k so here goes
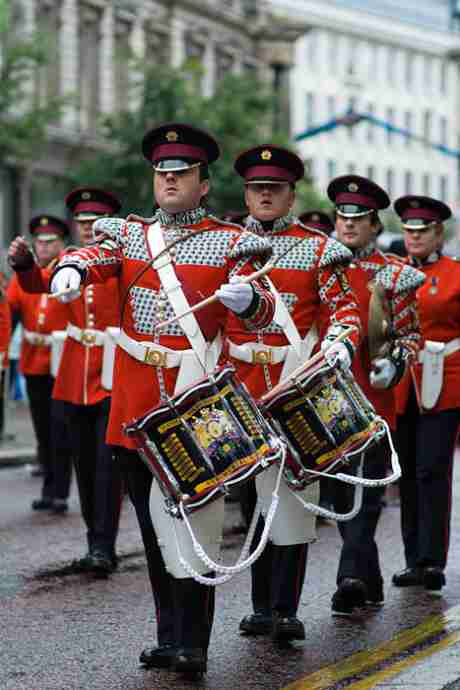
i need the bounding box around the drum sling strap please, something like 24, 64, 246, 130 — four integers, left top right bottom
266, 276, 318, 381
147, 222, 218, 392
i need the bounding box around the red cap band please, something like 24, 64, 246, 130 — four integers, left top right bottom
402, 207, 440, 222
335, 192, 379, 209
244, 165, 296, 183
152, 144, 208, 164
73, 201, 114, 215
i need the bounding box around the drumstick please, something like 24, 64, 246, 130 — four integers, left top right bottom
259, 326, 355, 404
154, 235, 309, 331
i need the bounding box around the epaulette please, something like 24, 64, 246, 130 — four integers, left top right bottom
208, 213, 245, 231
297, 218, 329, 239
319, 236, 353, 268
92, 217, 132, 244
229, 229, 272, 261
374, 263, 424, 294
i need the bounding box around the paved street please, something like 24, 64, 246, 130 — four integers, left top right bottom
3, 405, 460, 689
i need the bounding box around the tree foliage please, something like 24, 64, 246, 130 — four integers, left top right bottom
72, 61, 328, 216
0, 0, 68, 165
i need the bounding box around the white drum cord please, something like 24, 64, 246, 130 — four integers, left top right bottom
173, 445, 286, 586
290, 453, 364, 522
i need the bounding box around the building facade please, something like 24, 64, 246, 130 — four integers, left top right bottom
270, 0, 460, 211
0, 0, 301, 246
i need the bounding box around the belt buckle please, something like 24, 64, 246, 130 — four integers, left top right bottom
144, 348, 167, 367
252, 349, 272, 365
82, 331, 96, 346
35, 336, 45, 346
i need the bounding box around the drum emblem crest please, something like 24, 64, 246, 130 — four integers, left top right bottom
192, 406, 238, 453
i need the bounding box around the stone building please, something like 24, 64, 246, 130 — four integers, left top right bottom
0, 0, 304, 246
270, 0, 460, 210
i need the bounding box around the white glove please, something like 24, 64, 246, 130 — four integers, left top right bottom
370, 357, 397, 389
321, 341, 352, 372
215, 279, 253, 314
50, 267, 82, 303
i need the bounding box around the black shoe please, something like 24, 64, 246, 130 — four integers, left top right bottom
366, 581, 384, 607
70, 554, 93, 573
239, 612, 273, 636
422, 566, 445, 593
174, 648, 207, 674
272, 614, 305, 641
89, 550, 115, 576
51, 499, 68, 514
139, 643, 177, 669
31, 497, 53, 511
331, 578, 367, 617
392, 567, 422, 587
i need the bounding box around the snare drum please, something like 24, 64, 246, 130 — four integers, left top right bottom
125, 366, 284, 515
261, 354, 384, 490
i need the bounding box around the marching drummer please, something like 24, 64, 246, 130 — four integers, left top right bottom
7, 215, 72, 513
42, 124, 275, 675
228, 145, 361, 642
8, 188, 124, 577
324, 176, 424, 615
392, 195, 460, 594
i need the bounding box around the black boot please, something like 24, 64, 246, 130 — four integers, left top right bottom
271, 544, 308, 641
239, 517, 274, 635
172, 576, 214, 674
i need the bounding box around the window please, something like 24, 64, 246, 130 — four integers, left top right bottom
386, 107, 394, 144
423, 54, 432, 89
422, 173, 430, 196
328, 33, 338, 72
216, 49, 234, 83
367, 165, 375, 180
79, 4, 102, 131
348, 163, 356, 174
307, 32, 316, 66
440, 176, 448, 201
423, 110, 432, 141
405, 171, 413, 194
405, 51, 413, 87
306, 92, 315, 128
347, 96, 357, 139
440, 116, 447, 147
36, 1, 61, 109
327, 95, 336, 118
440, 60, 448, 94
386, 168, 394, 197
386, 46, 394, 83
114, 19, 132, 111
367, 103, 374, 143
404, 111, 412, 147
327, 159, 336, 179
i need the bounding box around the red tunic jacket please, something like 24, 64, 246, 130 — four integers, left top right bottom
16, 256, 120, 405
7, 269, 68, 376
53, 214, 275, 448
225, 220, 362, 399
324, 246, 424, 429
396, 253, 460, 414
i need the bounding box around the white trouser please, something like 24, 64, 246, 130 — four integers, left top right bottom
149, 482, 225, 579
256, 465, 319, 545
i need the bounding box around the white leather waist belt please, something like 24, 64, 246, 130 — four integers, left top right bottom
418, 337, 460, 363
118, 330, 187, 367
23, 329, 52, 347
67, 324, 105, 347
228, 340, 290, 365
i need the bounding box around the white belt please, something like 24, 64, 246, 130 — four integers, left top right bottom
67, 324, 105, 347
23, 329, 52, 347
418, 337, 460, 363
228, 340, 290, 365
118, 329, 221, 370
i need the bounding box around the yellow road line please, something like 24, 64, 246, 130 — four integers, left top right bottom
284, 604, 460, 690
343, 630, 460, 690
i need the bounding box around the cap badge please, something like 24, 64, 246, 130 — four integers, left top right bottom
348, 182, 359, 192
166, 131, 179, 142
261, 150, 272, 161
82, 191, 91, 200
312, 214, 319, 222
410, 200, 420, 208
40, 217, 48, 225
